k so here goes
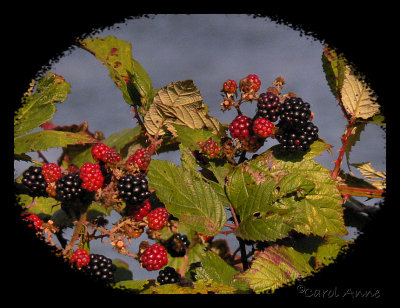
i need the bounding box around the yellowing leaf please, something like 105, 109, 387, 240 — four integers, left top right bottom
144, 80, 226, 137
351, 162, 386, 190
340, 67, 380, 119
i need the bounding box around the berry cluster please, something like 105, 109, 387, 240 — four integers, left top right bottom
256, 91, 281, 123
117, 174, 151, 204
157, 266, 181, 285
21, 166, 48, 197
126, 148, 151, 171
91, 143, 121, 164
81, 254, 117, 283
70, 249, 90, 268
197, 138, 221, 159
140, 243, 168, 271
222, 75, 319, 154
147, 207, 170, 230
79, 163, 104, 192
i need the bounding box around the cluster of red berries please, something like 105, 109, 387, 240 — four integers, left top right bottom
91, 142, 121, 164
126, 148, 151, 170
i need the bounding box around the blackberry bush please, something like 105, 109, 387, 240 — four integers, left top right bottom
14, 38, 385, 294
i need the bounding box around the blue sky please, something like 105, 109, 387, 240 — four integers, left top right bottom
14, 14, 386, 281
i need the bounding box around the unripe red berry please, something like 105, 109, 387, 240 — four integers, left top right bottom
70, 249, 90, 268
229, 115, 252, 140
41, 163, 62, 183
141, 243, 168, 271
201, 138, 220, 159
127, 148, 151, 170
222, 79, 237, 93
246, 74, 261, 92
79, 163, 104, 191
253, 118, 275, 138
147, 207, 170, 230
91, 143, 120, 163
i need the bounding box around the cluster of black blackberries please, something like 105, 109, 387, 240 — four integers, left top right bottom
157, 266, 181, 285
256, 92, 319, 153
81, 254, 117, 284
21, 166, 47, 197
56, 173, 84, 202
117, 174, 150, 205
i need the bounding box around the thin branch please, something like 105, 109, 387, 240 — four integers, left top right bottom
63, 212, 87, 257
37, 151, 49, 164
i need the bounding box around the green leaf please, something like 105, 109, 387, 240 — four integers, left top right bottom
17, 194, 60, 219
313, 236, 351, 269
14, 130, 97, 155
226, 165, 317, 241
147, 160, 226, 236
143, 80, 226, 138
14, 72, 71, 137
78, 36, 154, 113
234, 245, 314, 293
173, 124, 215, 150
322, 45, 347, 99
248, 149, 346, 238
114, 279, 154, 293
195, 250, 250, 291
140, 279, 238, 294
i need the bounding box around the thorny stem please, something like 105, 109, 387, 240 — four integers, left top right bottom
131, 106, 146, 133
331, 120, 356, 180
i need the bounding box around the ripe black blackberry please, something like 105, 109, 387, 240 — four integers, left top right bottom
256, 92, 281, 122
276, 121, 319, 153
165, 233, 190, 257
279, 96, 312, 128
157, 266, 181, 285
117, 174, 150, 204
81, 254, 117, 284
21, 166, 48, 197
56, 172, 84, 202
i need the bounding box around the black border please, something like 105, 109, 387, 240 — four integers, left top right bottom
9, 7, 393, 303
